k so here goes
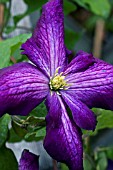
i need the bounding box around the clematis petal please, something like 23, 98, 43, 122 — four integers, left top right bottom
0, 62, 49, 117
64, 50, 95, 75
65, 51, 113, 110
44, 93, 83, 170
61, 91, 96, 130
21, 38, 50, 77
19, 150, 39, 170
22, 0, 67, 77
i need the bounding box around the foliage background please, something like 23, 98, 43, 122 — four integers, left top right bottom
0, 0, 113, 169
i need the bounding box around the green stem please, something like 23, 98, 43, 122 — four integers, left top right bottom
0, 0, 12, 37
84, 136, 90, 154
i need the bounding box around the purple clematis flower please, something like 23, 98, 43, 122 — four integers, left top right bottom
19, 150, 39, 170
0, 0, 113, 169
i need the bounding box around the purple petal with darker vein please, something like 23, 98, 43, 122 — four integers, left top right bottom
21, 0, 67, 77
19, 150, 39, 170
65, 52, 113, 110
64, 50, 95, 75
0, 62, 49, 117
21, 38, 50, 77
61, 91, 96, 130
44, 92, 83, 170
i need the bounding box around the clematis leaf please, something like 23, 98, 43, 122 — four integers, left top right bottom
12, 118, 28, 138
0, 0, 8, 2
73, 0, 111, 18
35, 127, 46, 138
83, 109, 113, 136
95, 151, 108, 170
61, 163, 68, 170
93, 109, 113, 130
24, 0, 47, 13
0, 114, 10, 148
73, 0, 87, 9
8, 128, 23, 143
24, 127, 46, 141
0, 145, 18, 170
83, 157, 93, 170
0, 34, 31, 68
64, 0, 77, 15
30, 102, 47, 117
11, 115, 46, 142
106, 147, 113, 160
83, 0, 111, 18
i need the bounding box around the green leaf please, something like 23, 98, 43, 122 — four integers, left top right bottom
25, 116, 45, 127
11, 114, 46, 142
0, 145, 18, 170
84, 0, 111, 18
24, 116, 46, 141
109, 0, 113, 5
0, 33, 31, 68
64, 0, 77, 15
4, 26, 16, 34
95, 152, 108, 170
12, 118, 27, 138
0, 114, 10, 148
106, 147, 113, 160
83, 109, 113, 136
85, 15, 100, 31
30, 102, 47, 117
93, 109, 113, 130
73, 0, 111, 18
60, 163, 69, 170
35, 127, 46, 138
13, 14, 26, 27
8, 128, 23, 143
24, 126, 46, 141
24, 0, 47, 13
11, 43, 25, 62
0, 0, 9, 3
83, 156, 93, 170
73, 0, 88, 9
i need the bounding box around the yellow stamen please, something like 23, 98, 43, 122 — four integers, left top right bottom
49, 68, 69, 91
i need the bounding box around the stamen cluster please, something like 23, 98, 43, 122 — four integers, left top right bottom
49, 69, 68, 91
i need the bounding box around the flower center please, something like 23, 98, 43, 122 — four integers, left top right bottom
49, 69, 68, 91
50, 75, 66, 91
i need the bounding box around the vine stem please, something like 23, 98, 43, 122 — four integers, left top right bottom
10, 56, 17, 64
0, 3, 4, 40
84, 136, 90, 154
93, 19, 105, 58
53, 159, 58, 170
